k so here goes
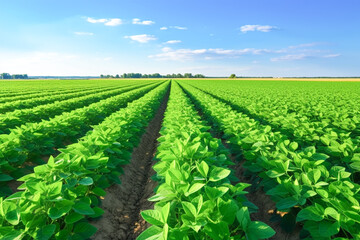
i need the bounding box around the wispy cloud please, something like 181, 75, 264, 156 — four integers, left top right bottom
124, 34, 157, 43
149, 47, 272, 61
288, 43, 320, 49
164, 40, 181, 44
74, 32, 94, 36
87, 17, 123, 26
271, 54, 308, 62
240, 25, 277, 33
160, 26, 187, 30
132, 18, 155, 25
271, 53, 340, 62
323, 54, 341, 58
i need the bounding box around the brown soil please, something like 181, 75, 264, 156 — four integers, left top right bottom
91, 92, 169, 240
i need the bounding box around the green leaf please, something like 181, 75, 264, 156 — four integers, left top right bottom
92, 187, 106, 196
65, 212, 84, 224
137, 226, 163, 240
79, 177, 94, 185
2, 202, 20, 225
196, 161, 209, 178
73, 222, 97, 239
289, 142, 298, 151
141, 210, 164, 226
160, 203, 170, 224
203, 221, 230, 240
350, 162, 360, 171
185, 183, 205, 196
36, 224, 56, 240
0, 174, 13, 182
318, 220, 340, 237
209, 167, 230, 182
236, 207, 250, 229
296, 206, 324, 222
276, 197, 298, 210
247, 221, 276, 239
73, 202, 95, 215
182, 201, 197, 218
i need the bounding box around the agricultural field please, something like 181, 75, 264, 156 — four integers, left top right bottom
0, 79, 360, 240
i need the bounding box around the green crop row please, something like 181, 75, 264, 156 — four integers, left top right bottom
138, 82, 275, 240
0, 81, 169, 240
0, 82, 135, 114
0, 82, 163, 197
180, 81, 360, 239
0, 81, 154, 134
186, 81, 360, 176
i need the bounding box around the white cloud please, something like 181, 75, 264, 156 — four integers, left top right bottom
104, 18, 123, 26
172, 26, 187, 30
87, 17, 123, 26
240, 25, 277, 33
160, 26, 187, 30
87, 17, 107, 23
149, 47, 272, 61
271, 54, 308, 62
132, 18, 155, 25
124, 34, 157, 43
74, 32, 94, 36
164, 40, 181, 44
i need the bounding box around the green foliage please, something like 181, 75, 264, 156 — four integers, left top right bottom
0, 82, 170, 239
179, 80, 360, 239
139, 82, 274, 239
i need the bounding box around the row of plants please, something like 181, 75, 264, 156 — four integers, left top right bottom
0, 85, 112, 104
180, 82, 360, 239
138, 82, 275, 240
0, 82, 163, 197
0, 81, 155, 134
186, 81, 360, 177
0, 81, 170, 240
0, 82, 135, 114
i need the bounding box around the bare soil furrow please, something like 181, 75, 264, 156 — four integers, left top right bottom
91, 91, 169, 240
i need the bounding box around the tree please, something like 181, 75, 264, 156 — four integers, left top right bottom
229, 74, 236, 79
115, 74, 120, 78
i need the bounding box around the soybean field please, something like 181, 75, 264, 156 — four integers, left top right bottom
1, 79, 360, 240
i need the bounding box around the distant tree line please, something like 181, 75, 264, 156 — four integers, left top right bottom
0, 73, 28, 79
100, 73, 205, 78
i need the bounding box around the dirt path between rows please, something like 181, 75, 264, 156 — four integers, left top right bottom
91, 91, 169, 240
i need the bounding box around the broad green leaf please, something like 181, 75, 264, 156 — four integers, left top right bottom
247, 221, 276, 239
209, 167, 230, 182
92, 187, 106, 196
276, 197, 298, 210
79, 177, 94, 186
296, 206, 324, 222
36, 224, 56, 240
185, 183, 205, 196
182, 201, 197, 218
137, 226, 163, 240
318, 220, 340, 237
0, 174, 13, 182
73, 222, 97, 239
65, 212, 84, 224
141, 210, 164, 226
73, 202, 95, 215
196, 161, 209, 178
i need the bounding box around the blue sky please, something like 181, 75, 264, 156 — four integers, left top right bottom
0, 0, 359, 77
